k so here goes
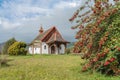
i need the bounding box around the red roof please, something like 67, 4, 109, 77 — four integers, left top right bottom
31, 26, 69, 44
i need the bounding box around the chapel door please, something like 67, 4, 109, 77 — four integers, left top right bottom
51, 46, 55, 54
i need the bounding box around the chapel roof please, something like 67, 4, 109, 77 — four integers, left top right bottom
30, 26, 68, 44
46, 30, 68, 44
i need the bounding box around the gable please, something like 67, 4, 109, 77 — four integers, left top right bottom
46, 29, 68, 44
30, 26, 68, 45
30, 27, 54, 44
41, 27, 56, 42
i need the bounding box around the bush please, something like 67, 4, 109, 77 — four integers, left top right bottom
3, 38, 16, 54
65, 48, 73, 54
65, 48, 70, 54
0, 55, 9, 67
8, 42, 27, 55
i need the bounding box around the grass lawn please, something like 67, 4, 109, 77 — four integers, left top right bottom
0, 54, 120, 80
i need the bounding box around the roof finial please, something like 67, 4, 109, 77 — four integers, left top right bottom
39, 24, 44, 34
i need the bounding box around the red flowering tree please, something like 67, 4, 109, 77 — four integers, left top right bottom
70, 0, 120, 75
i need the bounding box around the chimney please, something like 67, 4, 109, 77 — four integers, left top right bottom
39, 25, 44, 34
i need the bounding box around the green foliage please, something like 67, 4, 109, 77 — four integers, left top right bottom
8, 42, 27, 55
84, 7, 120, 75
3, 38, 16, 54
65, 48, 71, 54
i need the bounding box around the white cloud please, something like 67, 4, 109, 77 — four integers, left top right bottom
0, 19, 1, 25
0, 0, 83, 42
54, 1, 80, 9
1, 21, 21, 29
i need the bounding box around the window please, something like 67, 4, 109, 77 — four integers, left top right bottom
44, 45, 46, 49
59, 46, 61, 50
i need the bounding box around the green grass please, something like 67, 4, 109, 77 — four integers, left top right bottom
0, 54, 120, 80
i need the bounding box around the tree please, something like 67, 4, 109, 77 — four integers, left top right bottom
3, 38, 16, 54
70, 0, 120, 75
8, 42, 27, 55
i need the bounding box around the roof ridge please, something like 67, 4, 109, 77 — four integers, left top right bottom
41, 27, 55, 41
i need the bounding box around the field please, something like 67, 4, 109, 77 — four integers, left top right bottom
0, 54, 120, 80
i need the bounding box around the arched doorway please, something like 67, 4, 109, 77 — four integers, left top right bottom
51, 46, 55, 54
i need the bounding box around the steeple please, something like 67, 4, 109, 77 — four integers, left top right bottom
39, 25, 44, 34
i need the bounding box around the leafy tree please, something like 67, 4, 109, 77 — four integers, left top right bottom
70, 0, 120, 75
8, 42, 27, 55
3, 38, 16, 54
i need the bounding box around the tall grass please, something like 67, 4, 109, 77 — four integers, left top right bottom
0, 55, 120, 80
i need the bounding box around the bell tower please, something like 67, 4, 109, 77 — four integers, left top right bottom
39, 25, 44, 34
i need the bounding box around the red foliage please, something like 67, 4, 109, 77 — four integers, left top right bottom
69, 0, 120, 75
87, 43, 92, 49
97, 53, 101, 58
104, 48, 109, 54
117, 47, 120, 51
82, 66, 87, 72
69, 11, 79, 22
101, 53, 105, 57
93, 58, 98, 62
104, 60, 110, 66
79, 25, 84, 29
109, 58, 116, 62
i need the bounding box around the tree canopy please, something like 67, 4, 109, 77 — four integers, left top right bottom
8, 42, 27, 55
3, 38, 16, 54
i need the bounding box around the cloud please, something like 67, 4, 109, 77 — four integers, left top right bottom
1, 18, 21, 29
54, 1, 80, 9
0, 0, 82, 43
0, 19, 1, 25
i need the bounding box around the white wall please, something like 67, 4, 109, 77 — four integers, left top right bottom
55, 47, 58, 54
29, 43, 65, 54
59, 44, 65, 54
29, 46, 33, 54
29, 46, 41, 54
42, 42, 49, 54
34, 47, 40, 54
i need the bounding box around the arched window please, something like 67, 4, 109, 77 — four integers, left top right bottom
44, 45, 46, 49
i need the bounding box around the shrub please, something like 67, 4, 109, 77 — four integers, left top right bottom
65, 48, 71, 54
0, 55, 9, 67
8, 42, 27, 55
3, 38, 16, 54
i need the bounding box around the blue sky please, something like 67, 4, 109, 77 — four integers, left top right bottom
0, 0, 84, 43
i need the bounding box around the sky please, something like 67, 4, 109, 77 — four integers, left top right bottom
0, 0, 84, 43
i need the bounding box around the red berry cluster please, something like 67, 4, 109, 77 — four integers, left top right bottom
104, 58, 116, 66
